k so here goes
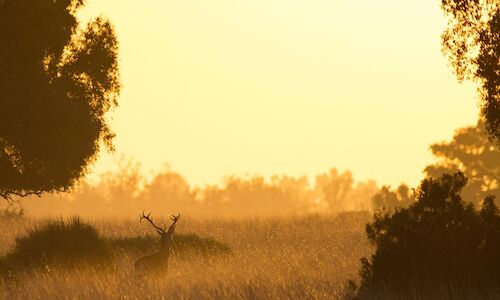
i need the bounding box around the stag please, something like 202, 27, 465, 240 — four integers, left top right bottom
135, 211, 180, 274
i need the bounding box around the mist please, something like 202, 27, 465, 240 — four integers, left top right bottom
18, 163, 379, 219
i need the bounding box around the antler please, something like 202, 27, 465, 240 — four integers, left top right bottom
167, 213, 181, 233
139, 210, 166, 234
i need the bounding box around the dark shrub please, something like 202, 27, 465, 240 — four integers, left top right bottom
173, 233, 231, 256
354, 172, 500, 299
1, 216, 111, 271
108, 232, 230, 257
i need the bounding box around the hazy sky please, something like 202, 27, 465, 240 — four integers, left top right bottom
79, 0, 478, 188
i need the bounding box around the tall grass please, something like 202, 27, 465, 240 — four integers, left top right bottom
0, 213, 371, 299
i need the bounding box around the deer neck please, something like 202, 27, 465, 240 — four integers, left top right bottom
159, 242, 172, 257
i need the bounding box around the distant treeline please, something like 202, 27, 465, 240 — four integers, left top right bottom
17, 166, 378, 218
10, 121, 497, 219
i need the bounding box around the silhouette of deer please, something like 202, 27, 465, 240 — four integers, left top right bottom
135, 211, 180, 274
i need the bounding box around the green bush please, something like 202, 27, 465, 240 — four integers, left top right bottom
352, 172, 500, 299
1, 216, 111, 271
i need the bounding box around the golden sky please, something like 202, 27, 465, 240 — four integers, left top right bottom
79, 0, 478, 188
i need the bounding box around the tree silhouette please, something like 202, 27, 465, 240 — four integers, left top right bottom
354, 172, 500, 298
199, 175, 308, 217
441, 0, 500, 143
425, 120, 499, 205
0, 0, 120, 200
315, 168, 353, 212
371, 184, 415, 211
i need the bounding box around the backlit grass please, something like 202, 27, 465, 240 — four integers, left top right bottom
0, 213, 371, 299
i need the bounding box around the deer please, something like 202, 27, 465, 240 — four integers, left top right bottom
135, 211, 180, 274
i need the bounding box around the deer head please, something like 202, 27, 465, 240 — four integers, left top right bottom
140, 211, 180, 252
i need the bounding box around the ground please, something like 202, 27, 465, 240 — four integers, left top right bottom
0, 212, 371, 299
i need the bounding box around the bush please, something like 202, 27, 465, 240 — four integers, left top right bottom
108, 232, 230, 257
174, 233, 231, 256
1, 216, 111, 272
353, 172, 500, 299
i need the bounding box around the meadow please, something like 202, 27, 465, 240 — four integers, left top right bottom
0, 213, 371, 299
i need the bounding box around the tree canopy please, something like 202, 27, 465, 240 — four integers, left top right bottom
442, 0, 500, 143
0, 0, 120, 200
424, 120, 499, 205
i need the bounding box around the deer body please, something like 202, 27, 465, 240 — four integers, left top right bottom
135, 212, 180, 274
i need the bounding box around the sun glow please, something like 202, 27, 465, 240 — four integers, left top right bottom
79, 0, 478, 187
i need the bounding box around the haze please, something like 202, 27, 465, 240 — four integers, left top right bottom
79, 0, 478, 187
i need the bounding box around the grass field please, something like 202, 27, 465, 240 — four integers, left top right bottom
0, 213, 371, 299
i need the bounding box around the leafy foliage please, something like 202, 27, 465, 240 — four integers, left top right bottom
0, 0, 120, 200
425, 120, 499, 204
441, 0, 500, 142
0, 217, 111, 272
354, 172, 500, 298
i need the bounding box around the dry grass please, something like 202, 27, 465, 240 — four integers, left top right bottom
0, 212, 371, 299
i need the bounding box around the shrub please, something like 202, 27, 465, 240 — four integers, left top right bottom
174, 233, 231, 256
353, 172, 500, 299
108, 232, 230, 257
1, 216, 111, 272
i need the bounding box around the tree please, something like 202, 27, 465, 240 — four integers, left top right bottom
371, 184, 415, 211
424, 120, 499, 205
141, 168, 195, 215
441, 0, 500, 143
200, 175, 306, 217
353, 172, 500, 299
315, 168, 353, 212
0, 0, 120, 200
